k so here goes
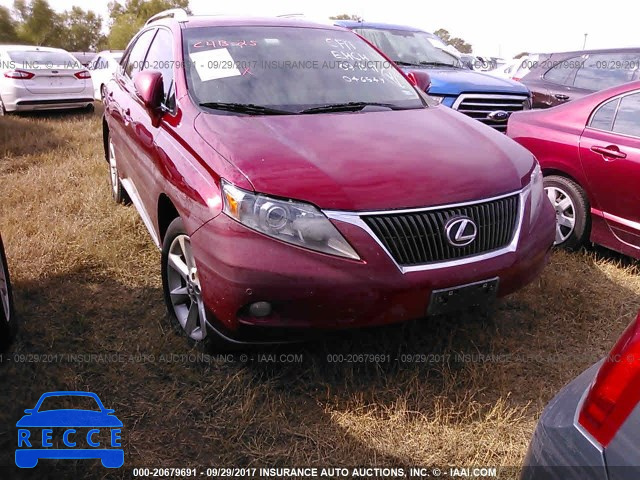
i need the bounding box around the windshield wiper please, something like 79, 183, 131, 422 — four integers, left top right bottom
419, 61, 459, 68
299, 102, 402, 114
392, 60, 421, 67
199, 102, 292, 115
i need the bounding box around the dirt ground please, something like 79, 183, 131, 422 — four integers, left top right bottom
0, 108, 639, 479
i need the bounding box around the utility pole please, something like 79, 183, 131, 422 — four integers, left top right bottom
583, 33, 588, 50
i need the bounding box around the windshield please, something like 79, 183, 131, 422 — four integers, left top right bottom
183, 26, 423, 112
7, 50, 79, 68
37, 395, 101, 412
354, 28, 461, 68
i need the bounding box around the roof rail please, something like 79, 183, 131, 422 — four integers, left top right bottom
145, 8, 189, 26
276, 13, 306, 18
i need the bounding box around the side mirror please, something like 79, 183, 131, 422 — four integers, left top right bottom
24, 409, 34, 414
406, 70, 431, 93
133, 70, 164, 112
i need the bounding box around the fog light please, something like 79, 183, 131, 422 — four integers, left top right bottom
249, 301, 272, 317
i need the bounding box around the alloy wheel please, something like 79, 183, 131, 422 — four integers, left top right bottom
546, 186, 576, 245
166, 234, 207, 341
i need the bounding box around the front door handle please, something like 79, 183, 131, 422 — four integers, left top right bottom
555, 94, 570, 101
591, 145, 627, 160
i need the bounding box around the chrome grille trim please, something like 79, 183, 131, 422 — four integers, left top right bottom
324, 186, 530, 273
452, 94, 530, 132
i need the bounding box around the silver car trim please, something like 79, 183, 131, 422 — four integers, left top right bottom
324, 185, 529, 274
120, 177, 161, 249
451, 93, 531, 110
573, 362, 605, 453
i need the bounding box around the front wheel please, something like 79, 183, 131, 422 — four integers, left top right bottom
0, 96, 6, 116
543, 175, 590, 250
161, 217, 209, 344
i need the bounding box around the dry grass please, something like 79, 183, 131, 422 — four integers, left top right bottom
0, 108, 639, 479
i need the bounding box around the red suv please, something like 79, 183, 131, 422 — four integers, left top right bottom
102, 11, 555, 345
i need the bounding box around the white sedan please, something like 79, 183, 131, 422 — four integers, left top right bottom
87, 50, 123, 101
0, 45, 94, 114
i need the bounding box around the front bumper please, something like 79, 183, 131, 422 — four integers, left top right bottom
520, 362, 606, 480
190, 189, 555, 339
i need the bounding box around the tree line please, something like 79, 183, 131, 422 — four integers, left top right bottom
0, 0, 188, 51
0, 3, 473, 55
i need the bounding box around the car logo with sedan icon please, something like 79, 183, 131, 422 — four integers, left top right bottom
15, 391, 124, 469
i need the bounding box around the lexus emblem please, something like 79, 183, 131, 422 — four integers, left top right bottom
445, 216, 478, 247
486, 110, 510, 122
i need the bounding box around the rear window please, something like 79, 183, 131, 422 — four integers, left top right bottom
182, 26, 423, 113
7, 50, 79, 68
38, 395, 101, 412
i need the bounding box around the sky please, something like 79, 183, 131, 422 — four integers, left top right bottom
1, 0, 638, 59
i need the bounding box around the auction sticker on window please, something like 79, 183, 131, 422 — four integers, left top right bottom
189, 48, 241, 81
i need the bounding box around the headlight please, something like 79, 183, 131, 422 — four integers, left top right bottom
221, 180, 360, 260
428, 95, 445, 104
529, 162, 544, 222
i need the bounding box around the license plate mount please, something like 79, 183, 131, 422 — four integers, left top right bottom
427, 278, 499, 316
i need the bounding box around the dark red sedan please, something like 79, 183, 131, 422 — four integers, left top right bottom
102, 12, 555, 345
508, 81, 640, 259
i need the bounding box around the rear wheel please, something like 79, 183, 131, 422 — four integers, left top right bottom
0, 237, 16, 351
0, 96, 6, 116
106, 135, 130, 205
544, 175, 590, 250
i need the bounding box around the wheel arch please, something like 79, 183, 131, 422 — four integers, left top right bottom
157, 194, 180, 244
541, 167, 594, 206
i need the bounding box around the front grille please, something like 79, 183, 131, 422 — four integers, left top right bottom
453, 94, 529, 132
362, 194, 520, 266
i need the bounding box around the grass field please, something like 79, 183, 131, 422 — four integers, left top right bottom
0, 108, 639, 479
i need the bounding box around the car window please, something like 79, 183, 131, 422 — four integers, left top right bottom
612, 92, 640, 137
574, 54, 640, 91
183, 26, 423, 113
354, 28, 461, 68
590, 98, 619, 131
142, 28, 175, 109
7, 50, 78, 68
38, 395, 101, 412
543, 56, 583, 86
123, 29, 156, 78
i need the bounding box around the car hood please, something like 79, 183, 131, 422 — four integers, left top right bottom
17, 410, 123, 428
406, 67, 529, 95
194, 106, 535, 211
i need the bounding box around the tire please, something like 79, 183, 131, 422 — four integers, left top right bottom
105, 133, 130, 205
161, 217, 212, 346
544, 175, 590, 250
0, 237, 16, 351
0, 96, 6, 116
